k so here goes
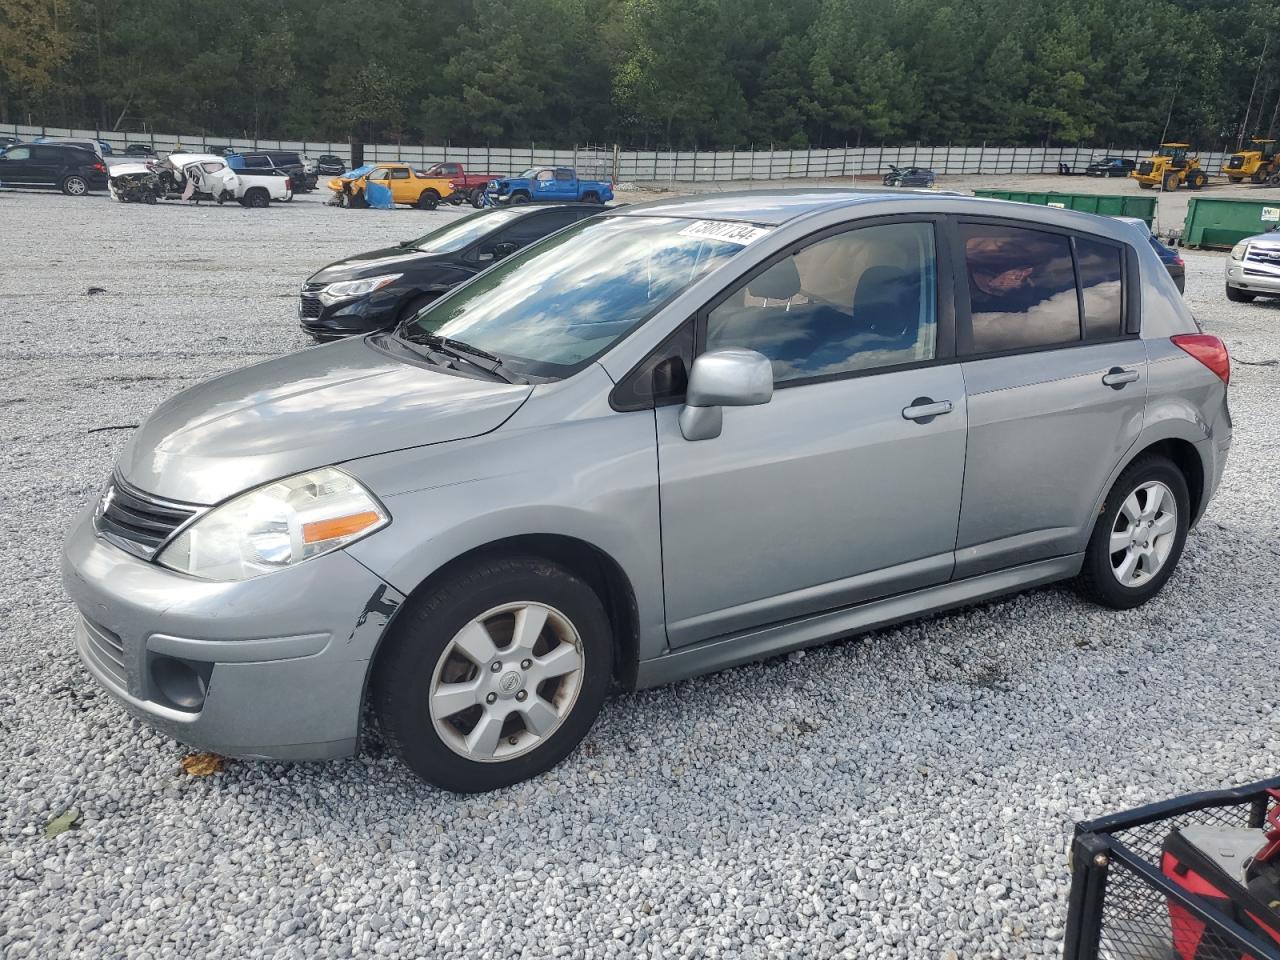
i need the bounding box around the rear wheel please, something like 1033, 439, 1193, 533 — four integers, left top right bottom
373, 555, 611, 792
61, 175, 88, 196
1251, 172, 1266, 184
582, 190, 600, 204
1186, 170, 1208, 190
417, 189, 440, 210
1226, 284, 1256, 303
1231, 176, 1245, 184
1139, 182, 1154, 189
1076, 456, 1189, 610
245, 188, 270, 208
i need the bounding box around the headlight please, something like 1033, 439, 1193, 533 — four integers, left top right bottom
319, 273, 402, 306
1230, 242, 1248, 261
157, 467, 388, 581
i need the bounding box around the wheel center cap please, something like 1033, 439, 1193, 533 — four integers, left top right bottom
498, 670, 522, 695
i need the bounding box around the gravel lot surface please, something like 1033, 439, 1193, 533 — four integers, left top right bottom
1, 185, 1277, 960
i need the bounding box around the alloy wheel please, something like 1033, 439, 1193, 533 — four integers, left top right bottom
1109, 480, 1178, 587
428, 602, 585, 762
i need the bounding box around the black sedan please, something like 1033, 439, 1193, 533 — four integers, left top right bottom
882, 165, 936, 187
1085, 157, 1136, 178
300, 203, 602, 339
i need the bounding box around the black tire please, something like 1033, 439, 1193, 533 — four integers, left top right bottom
509, 192, 530, 205
1162, 172, 1180, 191
1230, 176, 1244, 184
1139, 182, 1154, 189
1187, 170, 1208, 190
373, 555, 612, 792
245, 188, 269, 208
582, 190, 600, 204
348, 190, 368, 209
1075, 455, 1190, 610
1226, 284, 1255, 302
61, 175, 88, 196
397, 292, 438, 327
469, 187, 485, 208
417, 189, 440, 210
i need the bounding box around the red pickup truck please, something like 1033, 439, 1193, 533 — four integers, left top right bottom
421, 162, 501, 207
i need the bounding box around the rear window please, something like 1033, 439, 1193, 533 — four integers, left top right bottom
962, 223, 1080, 352
1076, 237, 1124, 340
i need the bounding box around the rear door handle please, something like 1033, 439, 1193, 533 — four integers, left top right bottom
1102, 367, 1140, 388
902, 398, 953, 423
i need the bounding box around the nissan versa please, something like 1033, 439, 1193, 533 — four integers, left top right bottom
62, 191, 1232, 793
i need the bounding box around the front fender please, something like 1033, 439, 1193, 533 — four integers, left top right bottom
341, 369, 667, 664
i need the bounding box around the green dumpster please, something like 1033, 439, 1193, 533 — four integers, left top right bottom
972, 190, 1157, 227
1181, 197, 1280, 249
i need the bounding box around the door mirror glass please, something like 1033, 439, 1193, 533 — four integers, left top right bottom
680, 349, 773, 441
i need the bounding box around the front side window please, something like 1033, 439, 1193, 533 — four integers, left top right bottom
536, 170, 554, 181
1076, 237, 1124, 340
962, 223, 1079, 353
403, 216, 750, 379
707, 221, 938, 383
368, 169, 389, 181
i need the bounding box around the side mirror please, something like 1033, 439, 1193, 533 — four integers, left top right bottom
491, 241, 518, 260
679, 349, 773, 441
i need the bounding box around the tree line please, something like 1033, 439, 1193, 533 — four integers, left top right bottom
1, 0, 1278, 150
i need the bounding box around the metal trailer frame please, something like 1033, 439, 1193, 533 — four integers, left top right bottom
1064, 777, 1280, 960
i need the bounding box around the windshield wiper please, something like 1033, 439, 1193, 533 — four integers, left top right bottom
398, 330, 519, 383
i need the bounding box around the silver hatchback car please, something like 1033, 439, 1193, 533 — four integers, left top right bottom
63, 191, 1232, 792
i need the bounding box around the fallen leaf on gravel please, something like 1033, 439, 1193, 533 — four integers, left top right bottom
180, 753, 226, 776
44, 808, 82, 838
85, 287, 106, 295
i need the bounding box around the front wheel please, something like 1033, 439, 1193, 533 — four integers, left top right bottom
1162, 172, 1180, 191
374, 555, 611, 792
509, 193, 529, 205
1226, 284, 1256, 303
469, 187, 485, 208
61, 175, 88, 196
1076, 456, 1189, 610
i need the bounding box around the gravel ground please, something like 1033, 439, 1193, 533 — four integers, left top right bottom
1, 185, 1278, 960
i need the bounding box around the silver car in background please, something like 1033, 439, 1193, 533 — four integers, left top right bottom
62, 191, 1232, 792
1226, 228, 1280, 301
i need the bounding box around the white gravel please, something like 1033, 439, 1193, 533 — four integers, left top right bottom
1, 187, 1278, 960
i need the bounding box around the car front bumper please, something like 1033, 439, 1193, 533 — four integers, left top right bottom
298, 289, 400, 339
61, 502, 404, 760
1225, 259, 1280, 294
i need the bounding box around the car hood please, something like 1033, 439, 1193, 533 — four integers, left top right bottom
116, 337, 531, 504
308, 246, 444, 283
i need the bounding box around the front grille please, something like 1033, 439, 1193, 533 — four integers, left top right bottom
1243, 244, 1280, 276
95, 477, 199, 559
300, 282, 324, 319
80, 616, 127, 690
1137, 161, 1154, 176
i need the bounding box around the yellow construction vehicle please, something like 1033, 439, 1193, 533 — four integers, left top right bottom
1224, 138, 1279, 184
1130, 143, 1209, 191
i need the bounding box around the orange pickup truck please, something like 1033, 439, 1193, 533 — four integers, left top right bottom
327, 163, 456, 209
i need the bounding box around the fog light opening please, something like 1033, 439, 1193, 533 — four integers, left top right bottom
149, 655, 212, 712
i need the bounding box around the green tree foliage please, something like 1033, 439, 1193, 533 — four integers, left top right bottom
2, 0, 1277, 149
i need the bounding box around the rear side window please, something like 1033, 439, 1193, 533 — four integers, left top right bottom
1076, 237, 1124, 340
555, 169, 574, 181
4, 146, 31, 160
961, 223, 1079, 353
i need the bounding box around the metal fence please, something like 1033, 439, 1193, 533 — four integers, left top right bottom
0, 122, 1238, 181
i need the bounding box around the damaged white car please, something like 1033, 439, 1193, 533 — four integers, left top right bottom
155, 153, 291, 207
107, 161, 164, 203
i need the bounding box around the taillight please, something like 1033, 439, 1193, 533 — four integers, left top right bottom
93, 162, 105, 172
1172, 334, 1230, 384
1173, 253, 1184, 266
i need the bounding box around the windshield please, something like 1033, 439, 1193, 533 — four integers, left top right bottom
401, 215, 754, 379
411, 209, 526, 254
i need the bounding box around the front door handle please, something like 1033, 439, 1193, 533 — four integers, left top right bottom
1102, 367, 1140, 389
902, 397, 953, 423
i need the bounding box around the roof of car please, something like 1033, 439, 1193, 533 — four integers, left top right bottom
611, 189, 950, 225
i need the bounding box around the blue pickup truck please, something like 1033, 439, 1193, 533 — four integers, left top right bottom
484, 166, 613, 205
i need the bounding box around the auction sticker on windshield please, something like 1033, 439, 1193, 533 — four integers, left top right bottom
678, 221, 772, 245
